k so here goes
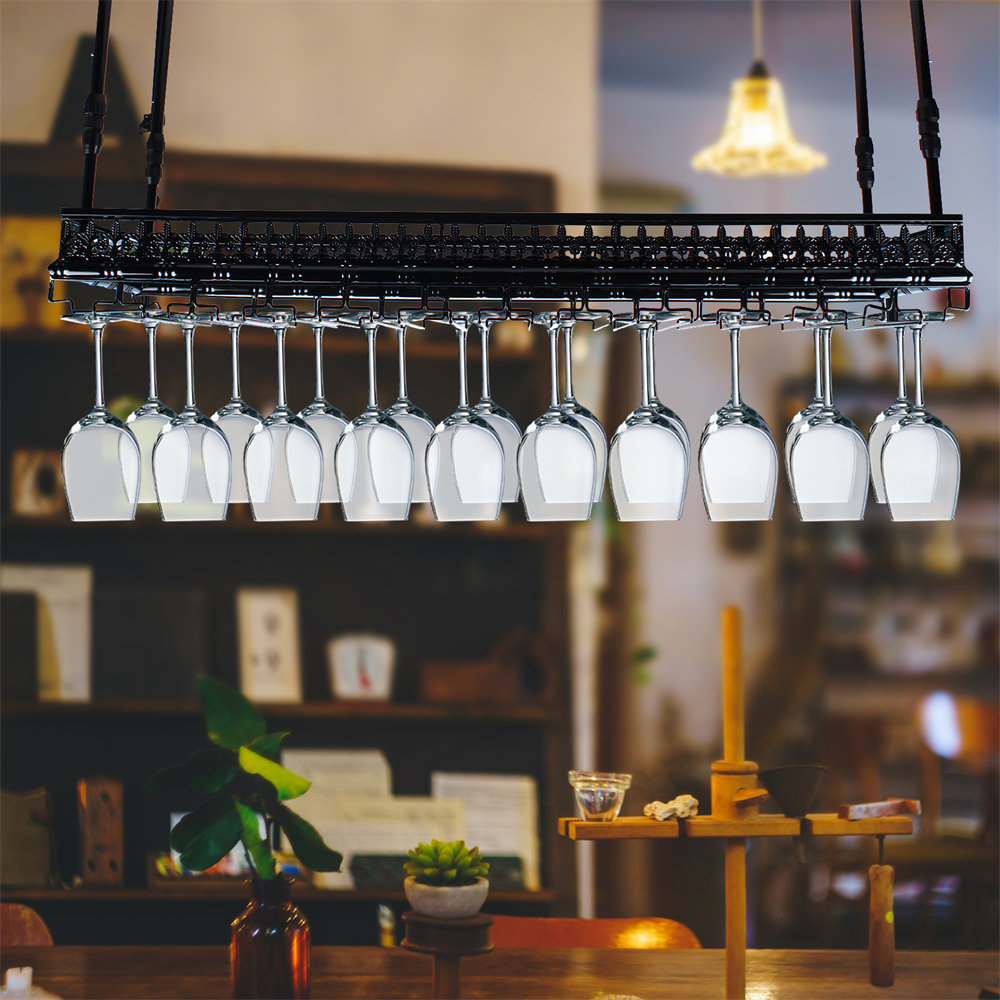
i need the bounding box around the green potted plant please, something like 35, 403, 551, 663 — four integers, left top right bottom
148, 677, 342, 999
403, 839, 490, 919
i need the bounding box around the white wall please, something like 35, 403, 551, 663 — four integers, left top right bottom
601, 81, 999, 754
1, 0, 599, 211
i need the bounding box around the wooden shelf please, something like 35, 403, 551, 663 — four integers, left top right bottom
2, 885, 555, 905
1, 699, 553, 724
559, 813, 913, 841
0, 512, 551, 541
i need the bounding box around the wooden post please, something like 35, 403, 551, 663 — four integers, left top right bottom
722, 606, 744, 763
720, 605, 748, 1000
432, 954, 462, 1000
869, 864, 895, 986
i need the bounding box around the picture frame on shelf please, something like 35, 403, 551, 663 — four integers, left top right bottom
236, 587, 303, 703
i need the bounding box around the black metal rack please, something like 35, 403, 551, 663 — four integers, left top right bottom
49, 0, 971, 318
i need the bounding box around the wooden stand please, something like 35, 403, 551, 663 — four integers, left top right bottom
400, 911, 494, 1000
558, 606, 913, 999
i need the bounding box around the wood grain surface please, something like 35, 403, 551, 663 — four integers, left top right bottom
1, 946, 995, 999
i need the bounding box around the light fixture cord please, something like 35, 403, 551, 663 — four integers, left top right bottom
752, 0, 764, 63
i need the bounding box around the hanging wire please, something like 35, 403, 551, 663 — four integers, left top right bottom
752, 0, 764, 65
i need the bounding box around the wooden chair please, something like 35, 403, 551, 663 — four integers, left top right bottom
489, 915, 700, 949
0, 903, 53, 945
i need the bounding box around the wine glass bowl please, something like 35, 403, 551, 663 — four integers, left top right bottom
298, 316, 348, 503
519, 316, 597, 521
125, 312, 176, 504
609, 320, 688, 521
210, 313, 262, 504
335, 317, 414, 522
699, 319, 778, 521
472, 316, 522, 503
882, 322, 960, 521
243, 315, 323, 522
557, 317, 607, 503
384, 314, 435, 503
787, 325, 869, 521
426, 315, 505, 521
61, 312, 141, 521
152, 313, 231, 521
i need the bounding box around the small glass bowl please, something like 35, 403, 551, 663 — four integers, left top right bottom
568, 770, 632, 822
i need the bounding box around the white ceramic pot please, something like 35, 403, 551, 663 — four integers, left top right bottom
403, 876, 489, 919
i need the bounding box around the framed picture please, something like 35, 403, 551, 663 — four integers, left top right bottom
236, 587, 302, 703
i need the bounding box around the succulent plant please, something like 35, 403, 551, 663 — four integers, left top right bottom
405, 839, 489, 886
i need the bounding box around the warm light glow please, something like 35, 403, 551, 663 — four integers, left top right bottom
692, 69, 827, 177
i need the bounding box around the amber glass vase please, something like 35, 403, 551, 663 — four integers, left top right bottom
230, 877, 310, 999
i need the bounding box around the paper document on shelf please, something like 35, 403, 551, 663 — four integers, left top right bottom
0, 564, 92, 701
281, 748, 392, 797
287, 795, 465, 890
431, 772, 540, 890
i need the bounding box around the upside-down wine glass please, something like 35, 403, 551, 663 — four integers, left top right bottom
210, 314, 262, 504
126, 313, 176, 504
472, 318, 522, 502
647, 318, 691, 463
783, 326, 825, 492
881, 323, 960, 521
335, 317, 414, 521
698, 320, 778, 521
426, 315, 504, 521
385, 315, 434, 503
558, 317, 607, 502
517, 316, 597, 521
609, 320, 688, 520
867, 326, 910, 504
298, 316, 348, 503
152, 315, 231, 521
244, 317, 323, 521
62, 313, 140, 520
787, 326, 868, 521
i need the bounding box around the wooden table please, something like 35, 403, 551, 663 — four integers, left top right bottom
2, 946, 996, 999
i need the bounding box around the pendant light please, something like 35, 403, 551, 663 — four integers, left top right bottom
692, 0, 827, 177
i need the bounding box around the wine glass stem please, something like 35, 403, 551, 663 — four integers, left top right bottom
147, 325, 159, 400
821, 327, 833, 407
397, 325, 408, 401
480, 322, 491, 401
639, 326, 651, 408
313, 327, 324, 401
183, 326, 196, 410
912, 326, 925, 408
548, 324, 561, 409
364, 323, 378, 411
647, 326, 658, 400
895, 328, 907, 401
92, 325, 106, 409
563, 322, 575, 401
457, 323, 469, 409
230, 326, 242, 402
274, 327, 288, 410
812, 328, 823, 402
729, 328, 742, 407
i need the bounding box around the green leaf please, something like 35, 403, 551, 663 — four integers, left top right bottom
275, 804, 342, 872
631, 645, 658, 665
235, 800, 276, 880
198, 676, 265, 751
238, 746, 310, 801
247, 731, 290, 763
146, 748, 238, 794
169, 795, 242, 871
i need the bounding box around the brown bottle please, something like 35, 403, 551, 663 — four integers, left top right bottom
230, 877, 310, 999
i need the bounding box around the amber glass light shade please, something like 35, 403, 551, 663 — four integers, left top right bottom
692, 62, 827, 177
231, 877, 310, 999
